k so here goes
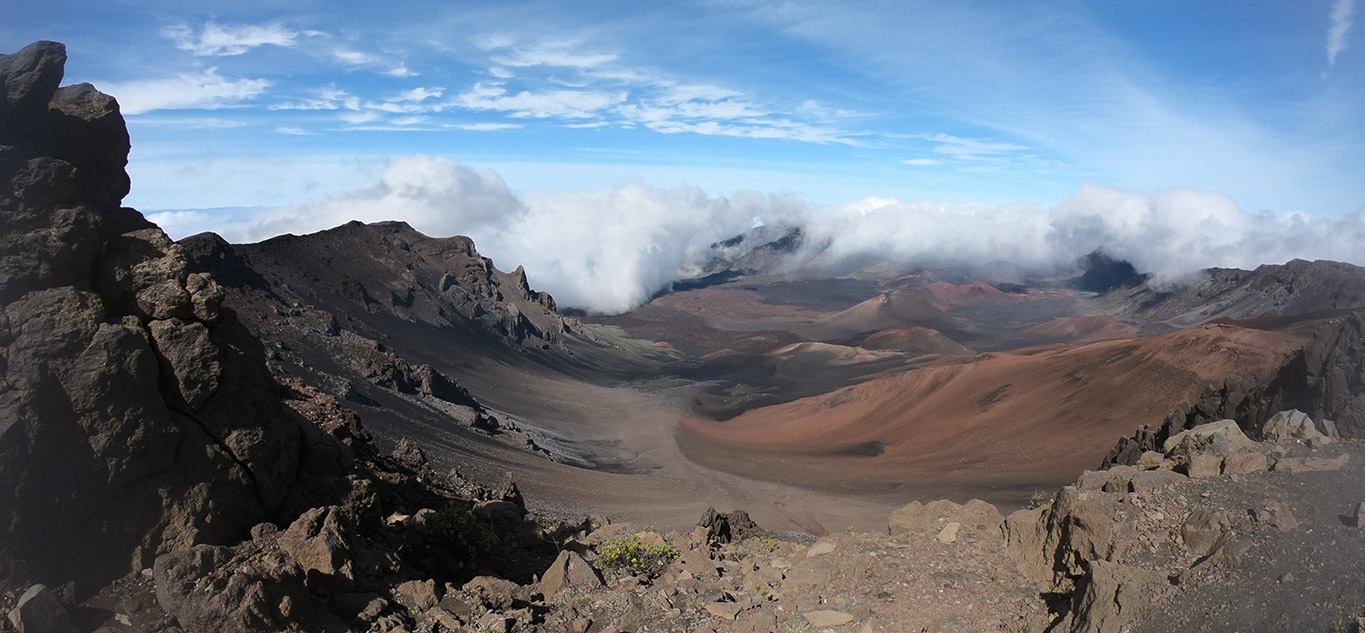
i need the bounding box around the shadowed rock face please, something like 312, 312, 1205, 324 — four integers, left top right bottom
0, 41, 355, 595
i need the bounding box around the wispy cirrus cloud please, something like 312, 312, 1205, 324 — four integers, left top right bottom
452, 122, 523, 131
164, 21, 298, 56
126, 116, 248, 129
98, 69, 271, 114
925, 133, 1030, 160
457, 33, 865, 144
270, 85, 360, 111
1328, 0, 1358, 66
488, 41, 619, 69
454, 82, 627, 118
331, 47, 416, 77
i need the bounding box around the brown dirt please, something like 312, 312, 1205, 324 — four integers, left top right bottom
1021, 314, 1140, 344
678, 323, 1308, 508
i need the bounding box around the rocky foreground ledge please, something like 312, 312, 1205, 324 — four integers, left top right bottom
3, 41, 1365, 633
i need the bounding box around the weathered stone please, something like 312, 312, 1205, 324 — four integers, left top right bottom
429, 607, 463, 630
673, 549, 719, 580
1070, 559, 1160, 633
0, 42, 66, 115
733, 608, 777, 633
539, 550, 602, 595
1185, 453, 1224, 479
804, 610, 855, 626
277, 506, 355, 587
7, 584, 76, 633
705, 601, 743, 620
1251, 501, 1298, 532
585, 522, 630, 544
1273, 454, 1350, 473
1164, 419, 1255, 456
394, 579, 438, 611
1100, 465, 1138, 493
462, 576, 524, 610
1002, 506, 1050, 582
391, 437, 428, 470
936, 522, 961, 544
806, 538, 837, 557
1205, 539, 1254, 568
1221, 451, 1269, 475
889, 498, 1001, 540
1136, 451, 1166, 470
1076, 470, 1113, 491
147, 317, 220, 410
1051, 487, 1129, 576
1181, 508, 1230, 557
889, 499, 958, 537
1355, 502, 1365, 528
1263, 410, 1331, 445
152, 543, 347, 633
332, 593, 385, 621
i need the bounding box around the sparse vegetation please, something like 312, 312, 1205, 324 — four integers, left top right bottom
418, 502, 497, 565
1329, 610, 1363, 633
1026, 491, 1053, 510
596, 535, 679, 577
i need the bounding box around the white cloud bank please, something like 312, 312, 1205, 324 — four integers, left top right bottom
234, 156, 1365, 314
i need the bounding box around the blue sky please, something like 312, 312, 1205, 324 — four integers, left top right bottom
5, 1, 1365, 310
6, 0, 1361, 214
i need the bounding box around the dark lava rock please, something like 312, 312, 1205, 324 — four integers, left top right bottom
0, 40, 352, 598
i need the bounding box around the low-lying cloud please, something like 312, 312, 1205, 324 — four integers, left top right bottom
232, 156, 1365, 314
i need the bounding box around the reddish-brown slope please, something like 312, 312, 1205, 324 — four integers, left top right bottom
925, 281, 1018, 308
816, 290, 973, 336
679, 324, 1307, 495
1022, 315, 1139, 345
860, 327, 972, 357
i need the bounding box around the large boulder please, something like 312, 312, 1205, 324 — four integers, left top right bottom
538, 550, 602, 595
0, 40, 349, 597
889, 498, 1002, 540
1261, 409, 1332, 444
1068, 559, 1161, 633
1163, 419, 1255, 456
6, 584, 76, 633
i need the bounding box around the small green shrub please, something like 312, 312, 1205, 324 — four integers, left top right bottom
596, 535, 678, 577
1026, 492, 1053, 510
418, 503, 497, 565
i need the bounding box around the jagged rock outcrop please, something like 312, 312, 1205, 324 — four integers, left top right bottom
1102, 312, 1365, 469
0, 40, 360, 598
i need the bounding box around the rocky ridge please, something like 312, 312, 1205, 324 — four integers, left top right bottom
1095, 259, 1365, 327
